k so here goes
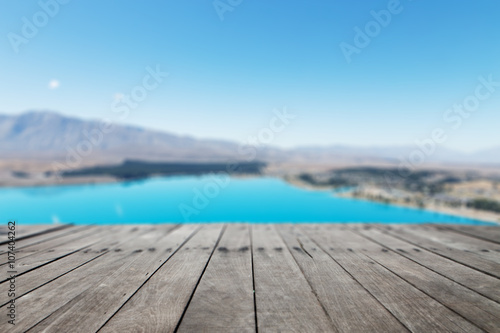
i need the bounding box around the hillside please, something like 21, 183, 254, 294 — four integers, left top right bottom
1, 111, 499, 168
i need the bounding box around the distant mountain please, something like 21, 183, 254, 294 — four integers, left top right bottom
0, 111, 498, 167
471, 147, 500, 165
0, 111, 245, 163
289, 144, 500, 166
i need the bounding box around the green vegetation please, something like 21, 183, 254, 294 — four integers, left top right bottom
297, 167, 462, 193
297, 173, 351, 187
296, 167, 500, 220
11, 171, 29, 178
467, 198, 500, 213
61, 160, 266, 180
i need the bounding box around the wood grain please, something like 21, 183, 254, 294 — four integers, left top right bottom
99, 224, 223, 333
347, 225, 500, 332
443, 224, 500, 245
0, 225, 164, 306
0, 225, 186, 332
177, 224, 255, 333
0, 224, 71, 246
252, 224, 336, 332
277, 224, 407, 333
303, 224, 482, 333
379, 224, 500, 278
353, 224, 500, 304
0, 223, 498, 332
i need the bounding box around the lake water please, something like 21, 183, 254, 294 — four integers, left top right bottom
0, 176, 491, 225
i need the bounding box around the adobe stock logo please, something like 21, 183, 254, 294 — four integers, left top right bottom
178, 107, 297, 222
50, 65, 168, 180
111, 65, 168, 121
213, 0, 243, 21
339, 0, 415, 63
7, 0, 71, 53
384, 74, 499, 189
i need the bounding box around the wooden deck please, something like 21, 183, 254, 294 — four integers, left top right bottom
1, 223, 500, 332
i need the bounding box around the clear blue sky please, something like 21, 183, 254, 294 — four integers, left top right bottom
1, 0, 499, 152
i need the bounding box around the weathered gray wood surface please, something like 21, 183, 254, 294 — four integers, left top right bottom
0, 223, 498, 333
0, 224, 71, 246
302, 225, 482, 333
379, 224, 500, 278
98, 224, 221, 333
353, 225, 500, 304
252, 224, 336, 332
443, 224, 500, 244
177, 224, 255, 333
276, 224, 407, 333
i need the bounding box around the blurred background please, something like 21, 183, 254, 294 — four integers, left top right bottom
1, 0, 499, 224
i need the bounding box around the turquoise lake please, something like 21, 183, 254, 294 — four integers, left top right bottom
0, 176, 491, 225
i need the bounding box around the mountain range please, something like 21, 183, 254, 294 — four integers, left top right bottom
0, 111, 498, 167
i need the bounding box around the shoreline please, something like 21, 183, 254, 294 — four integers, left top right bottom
337, 191, 500, 225
285, 176, 500, 225
1, 173, 498, 225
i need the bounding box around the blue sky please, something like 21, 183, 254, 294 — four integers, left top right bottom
1, 0, 499, 152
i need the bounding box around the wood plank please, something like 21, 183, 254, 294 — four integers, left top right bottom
346, 225, 500, 332
0, 226, 103, 280
441, 224, 500, 245
0, 225, 192, 333
276, 224, 408, 333
0, 223, 498, 332
0, 224, 72, 245
99, 224, 224, 333
27, 224, 199, 333
397, 225, 500, 263
251, 224, 336, 332
177, 224, 255, 332
353, 225, 500, 304
302, 225, 482, 333
0, 225, 96, 266
379, 225, 500, 278
0, 225, 89, 255
0, 225, 163, 306
0, 224, 58, 238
